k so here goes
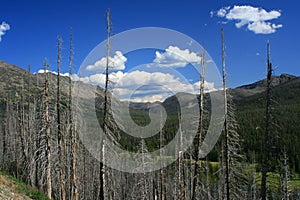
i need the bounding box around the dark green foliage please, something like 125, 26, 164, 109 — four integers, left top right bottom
235, 77, 300, 173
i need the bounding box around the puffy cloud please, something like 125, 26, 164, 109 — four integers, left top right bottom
36, 67, 216, 102
0, 21, 10, 41
36, 69, 86, 81
36, 69, 69, 76
153, 46, 201, 68
88, 71, 125, 85
193, 80, 216, 93
125, 94, 166, 103
247, 20, 283, 34
217, 6, 230, 17
86, 51, 127, 71
82, 70, 215, 102
111, 71, 194, 102
214, 5, 282, 34
37, 69, 51, 74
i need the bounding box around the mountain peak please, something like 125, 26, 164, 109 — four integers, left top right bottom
232, 73, 298, 99
238, 73, 297, 89
276, 73, 297, 83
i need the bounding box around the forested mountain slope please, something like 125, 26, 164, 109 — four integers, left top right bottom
0, 60, 300, 199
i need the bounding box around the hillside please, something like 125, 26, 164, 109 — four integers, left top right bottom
0, 60, 299, 153
233, 74, 300, 172
0, 170, 48, 199
0, 60, 300, 198
148, 73, 300, 172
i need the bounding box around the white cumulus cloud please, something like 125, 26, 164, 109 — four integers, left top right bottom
217, 6, 231, 17
86, 51, 127, 71
0, 21, 10, 42
111, 70, 195, 102
214, 5, 282, 34
79, 70, 216, 102
193, 80, 216, 93
127, 94, 166, 103
37, 69, 70, 77
36, 68, 216, 102
36, 69, 86, 82
153, 46, 202, 68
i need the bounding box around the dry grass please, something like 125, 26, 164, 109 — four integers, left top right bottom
0, 174, 32, 200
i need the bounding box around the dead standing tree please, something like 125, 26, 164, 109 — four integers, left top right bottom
221, 28, 230, 200
220, 28, 247, 200
68, 28, 79, 200
27, 64, 34, 187
42, 60, 52, 199
191, 43, 206, 200
57, 35, 66, 200
19, 77, 28, 169
99, 8, 112, 200
261, 41, 272, 200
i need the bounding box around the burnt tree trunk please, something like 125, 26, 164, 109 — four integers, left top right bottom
261, 41, 272, 200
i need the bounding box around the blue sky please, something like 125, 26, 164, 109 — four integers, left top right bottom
0, 0, 299, 101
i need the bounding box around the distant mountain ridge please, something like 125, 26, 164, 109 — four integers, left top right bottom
230, 73, 299, 100
1, 59, 299, 112
1, 59, 298, 104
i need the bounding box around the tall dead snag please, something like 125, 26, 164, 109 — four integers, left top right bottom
103, 8, 111, 146
27, 65, 31, 142
34, 70, 41, 189
220, 28, 246, 200
191, 43, 206, 200
44, 60, 52, 199
69, 28, 79, 200
99, 8, 111, 200
221, 28, 230, 200
19, 77, 28, 165
19, 76, 29, 180
57, 35, 66, 200
261, 41, 272, 200
27, 65, 34, 186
